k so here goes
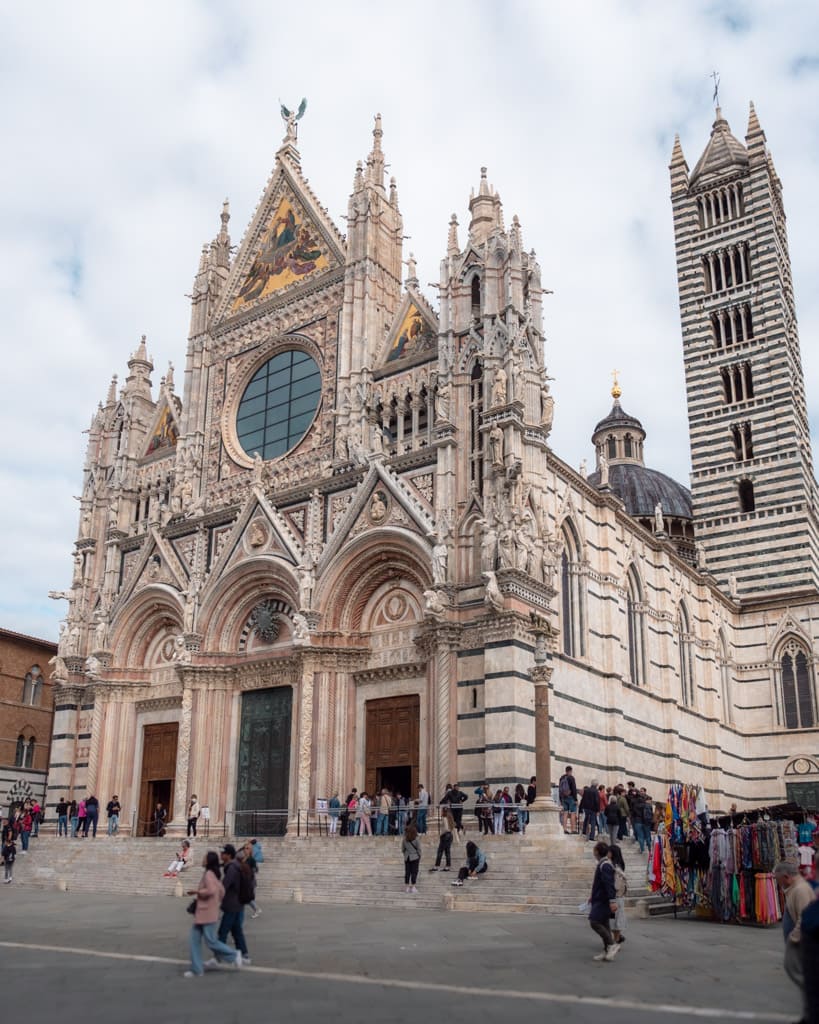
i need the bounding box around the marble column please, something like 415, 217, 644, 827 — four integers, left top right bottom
85, 688, 105, 796
526, 646, 561, 836
170, 685, 193, 828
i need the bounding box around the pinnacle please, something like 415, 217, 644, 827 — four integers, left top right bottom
670, 133, 686, 165
746, 100, 763, 139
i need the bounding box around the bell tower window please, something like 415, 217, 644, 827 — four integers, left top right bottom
738, 478, 755, 512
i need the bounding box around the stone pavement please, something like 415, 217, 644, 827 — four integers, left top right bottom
0, 888, 801, 1024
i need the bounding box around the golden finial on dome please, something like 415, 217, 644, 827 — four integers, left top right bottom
611, 369, 622, 400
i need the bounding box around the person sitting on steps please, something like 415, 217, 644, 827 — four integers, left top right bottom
165, 838, 192, 877
451, 841, 488, 886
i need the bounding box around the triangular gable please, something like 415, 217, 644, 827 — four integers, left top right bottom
141, 396, 179, 459
768, 608, 814, 655
206, 485, 303, 583
318, 461, 435, 572
113, 528, 188, 614
379, 289, 439, 368
212, 157, 346, 325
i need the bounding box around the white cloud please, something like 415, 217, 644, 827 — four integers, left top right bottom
2, 0, 818, 638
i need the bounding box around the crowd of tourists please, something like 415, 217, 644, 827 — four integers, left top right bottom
558, 766, 658, 853
325, 778, 538, 837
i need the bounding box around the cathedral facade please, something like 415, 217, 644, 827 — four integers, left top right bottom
46, 104, 819, 834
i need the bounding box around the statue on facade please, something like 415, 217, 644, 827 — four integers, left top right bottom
297, 557, 316, 610
695, 542, 707, 571
654, 502, 665, 534
490, 367, 507, 407
540, 378, 554, 432
508, 344, 523, 402
579, 459, 587, 478
479, 518, 498, 572
498, 521, 516, 569
171, 635, 192, 664
280, 97, 307, 145
80, 509, 92, 539
85, 654, 102, 681
183, 581, 199, 633
482, 571, 504, 612
430, 535, 448, 586
729, 574, 738, 599
369, 492, 388, 524
252, 452, 265, 486
292, 612, 311, 642
518, 510, 537, 574
434, 377, 452, 423
423, 588, 448, 618
248, 519, 267, 548
488, 424, 504, 468
599, 451, 609, 488
72, 551, 83, 585
48, 653, 69, 683
92, 611, 108, 651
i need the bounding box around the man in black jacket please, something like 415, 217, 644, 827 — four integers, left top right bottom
447, 785, 468, 832
216, 844, 250, 966
558, 766, 578, 834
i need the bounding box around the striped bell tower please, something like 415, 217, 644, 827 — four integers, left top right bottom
670, 102, 819, 599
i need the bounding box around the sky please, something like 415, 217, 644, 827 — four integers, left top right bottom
2, 1, 818, 642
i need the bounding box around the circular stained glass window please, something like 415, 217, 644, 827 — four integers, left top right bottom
236, 349, 321, 461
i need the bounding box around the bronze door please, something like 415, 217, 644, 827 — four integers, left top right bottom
138, 722, 178, 835
365, 694, 420, 798
235, 687, 292, 836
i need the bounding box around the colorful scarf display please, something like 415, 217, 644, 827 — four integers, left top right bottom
647, 784, 799, 926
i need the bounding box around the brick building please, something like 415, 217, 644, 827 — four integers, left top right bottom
0, 627, 57, 813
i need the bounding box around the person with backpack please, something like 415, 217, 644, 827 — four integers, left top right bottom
608, 844, 628, 944
242, 841, 262, 919
213, 844, 251, 967
451, 841, 488, 885
605, 796, 620, 847
558, 766, 578, 834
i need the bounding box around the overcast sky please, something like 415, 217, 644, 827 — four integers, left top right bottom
2, 1, 818, 642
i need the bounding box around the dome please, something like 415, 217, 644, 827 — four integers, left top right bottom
592, 399, 645, 440
587, 463, 692, 520
689, 108, 749, 185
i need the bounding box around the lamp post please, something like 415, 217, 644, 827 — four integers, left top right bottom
526, 614, 562, 836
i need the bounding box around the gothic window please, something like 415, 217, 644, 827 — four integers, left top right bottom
732, 425, 753, 462
22, 666, 42, 706
471, 275, 482, 314
26, 737, 36, 768
780, 640, 816, 730
718, 629, 733, 725
235, 348, 322, 461
738, 478, 755, 513
15, 735, 25, 767
469, 363, 484, 495
417, 385, 429, 441
698, 183, 744, 229
560, 521, 585, 658
626, 567, 646, 686
722, 363, 754, 405
677, 602, 694, 706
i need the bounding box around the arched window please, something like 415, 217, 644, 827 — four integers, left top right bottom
471, 275, 481, 313
469, 363, 484, 495
718, 630, 733, 725
626, 568, 646, 686
677, 602, 694, 706
607, 436, 617, 459
15, 735, 25, 767
22, 666, 42, 706
25, 737, 36, 769
780, 640, 816, 730
560, 521, 585, 658
624, 434, 633, 458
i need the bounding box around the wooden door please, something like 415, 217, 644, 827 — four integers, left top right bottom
138, 722, 178, 835
365, 695, 420, 796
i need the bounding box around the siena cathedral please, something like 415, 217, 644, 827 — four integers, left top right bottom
46, 101, 819, 834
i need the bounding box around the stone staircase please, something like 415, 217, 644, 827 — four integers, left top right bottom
11, 829, 653, 916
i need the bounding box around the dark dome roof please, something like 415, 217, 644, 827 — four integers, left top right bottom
587, 463, 692, 520
592, 399, 645, 439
